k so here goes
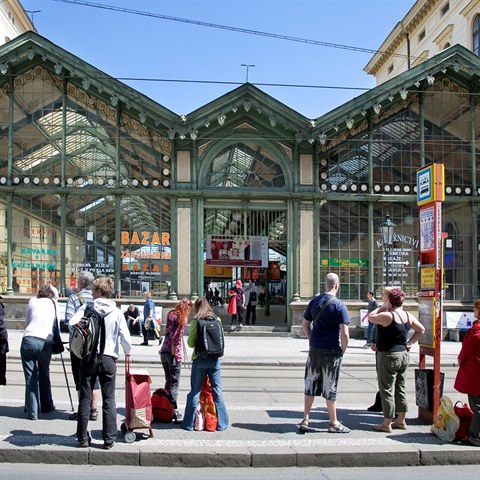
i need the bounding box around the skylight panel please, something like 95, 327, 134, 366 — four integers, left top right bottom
16, 143, 60, 171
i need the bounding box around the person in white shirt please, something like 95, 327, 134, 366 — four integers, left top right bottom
69, 276, 131, 449
20, 285, 57, 420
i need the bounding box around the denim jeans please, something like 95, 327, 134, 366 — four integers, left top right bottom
181, 357, 229, 431
20, 336, 54, 419
366, 321, 374, 343
77, 355, 117, 444
160, 352, 182, 407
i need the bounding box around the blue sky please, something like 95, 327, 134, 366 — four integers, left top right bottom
21, 0, 413, 118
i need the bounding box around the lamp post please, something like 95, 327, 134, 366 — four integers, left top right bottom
380, 213, 396, 286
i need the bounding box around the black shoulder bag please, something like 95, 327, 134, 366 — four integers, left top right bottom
51, 299, 65, 355
313, 296, 335, 325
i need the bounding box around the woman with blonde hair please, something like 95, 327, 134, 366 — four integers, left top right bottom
159, 298, 193, 422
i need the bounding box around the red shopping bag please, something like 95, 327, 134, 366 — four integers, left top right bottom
454, 400, 473, 441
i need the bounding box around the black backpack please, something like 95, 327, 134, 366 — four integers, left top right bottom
70, 305, 104, 360
196, 316, 225, 360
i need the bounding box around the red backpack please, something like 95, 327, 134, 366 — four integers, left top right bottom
151, 388, 174, 423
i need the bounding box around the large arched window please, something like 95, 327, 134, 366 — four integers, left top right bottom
205, 142, 285, 188
473, 15, 480, 56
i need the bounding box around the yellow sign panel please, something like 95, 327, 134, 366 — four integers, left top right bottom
204, 263, 233, 278
420, 266, 436, 290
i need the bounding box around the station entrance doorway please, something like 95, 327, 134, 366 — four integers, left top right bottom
203, 208, 288, 329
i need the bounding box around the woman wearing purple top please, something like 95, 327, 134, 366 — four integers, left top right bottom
159, 298, 193, 422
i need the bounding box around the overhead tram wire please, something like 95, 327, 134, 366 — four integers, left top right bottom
53, 0, 415, 61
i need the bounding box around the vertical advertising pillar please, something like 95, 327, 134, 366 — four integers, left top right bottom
416, 163, 445, 423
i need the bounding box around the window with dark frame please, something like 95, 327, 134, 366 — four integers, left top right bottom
23, 217, 30, 238
474, 15, 480, 56
441, 2, 449, 17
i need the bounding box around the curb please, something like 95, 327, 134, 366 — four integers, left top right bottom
1, 444, 479, 468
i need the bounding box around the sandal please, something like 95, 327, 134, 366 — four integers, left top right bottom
90, 409, 98, 421
328, 422, 350, 433
392, 421, 407, 430
373, 423, 392, 433
298, 419, 309, 432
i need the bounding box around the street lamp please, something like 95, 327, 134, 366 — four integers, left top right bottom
380, 212, 396, 286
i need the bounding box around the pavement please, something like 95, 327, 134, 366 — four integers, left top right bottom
1, 328, 479, 469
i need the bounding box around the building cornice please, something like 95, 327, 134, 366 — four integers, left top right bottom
364, 0, 439, 76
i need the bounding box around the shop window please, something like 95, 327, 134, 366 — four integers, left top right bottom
23, 217, 30, 238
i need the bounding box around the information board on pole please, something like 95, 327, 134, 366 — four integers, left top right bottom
416, 163, 444, 423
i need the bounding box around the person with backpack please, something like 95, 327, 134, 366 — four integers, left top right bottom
159, 298, 193, 423
64, 271, 100, 421
181, 297, 229, 431
69, 277, 131, 449
245, 279, 259, 325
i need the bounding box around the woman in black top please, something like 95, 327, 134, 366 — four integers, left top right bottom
368, 288, 425, 433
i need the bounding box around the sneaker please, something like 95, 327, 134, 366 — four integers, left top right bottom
363, 343, 371, 349
230, 325, 236, 331
239, 323, 243, 327
466, 436, 480, 447
69, 411, 79, 421
140, 341, 149, 346
103, 441, 115, 449
328, 422, 350, 433
173, 409, 183, 423
78, 433, 91, 448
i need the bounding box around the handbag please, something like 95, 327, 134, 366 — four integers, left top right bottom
454, 400, 474, 441
51, 299, 64, 355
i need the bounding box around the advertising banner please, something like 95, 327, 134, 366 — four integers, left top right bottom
206, 235, 268, 267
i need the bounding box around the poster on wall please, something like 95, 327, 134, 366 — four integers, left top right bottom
206, 235, 268, 267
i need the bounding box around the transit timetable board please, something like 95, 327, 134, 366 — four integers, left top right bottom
416, 163, 444, 423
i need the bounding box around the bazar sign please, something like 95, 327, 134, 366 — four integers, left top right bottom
121, 231, 170, 245
121, 250, 171, 260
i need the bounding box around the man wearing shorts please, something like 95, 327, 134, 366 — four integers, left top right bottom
299, 272, 350, 433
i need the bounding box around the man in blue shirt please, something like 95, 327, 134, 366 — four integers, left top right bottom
142, 291, 156, 346
299, 272, 350, 434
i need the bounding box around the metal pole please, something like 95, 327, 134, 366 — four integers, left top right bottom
59, 352, 74, 411
386, 244, 389, 286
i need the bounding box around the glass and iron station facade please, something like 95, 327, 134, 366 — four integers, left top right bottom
1, 32, 480, 333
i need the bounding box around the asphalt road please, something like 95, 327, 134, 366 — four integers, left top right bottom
1, 357, 462, 412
